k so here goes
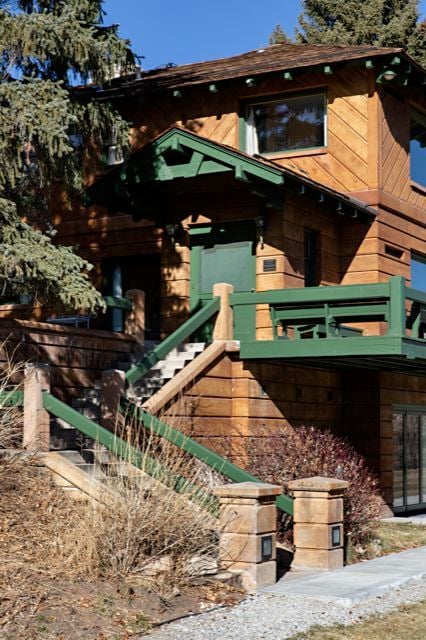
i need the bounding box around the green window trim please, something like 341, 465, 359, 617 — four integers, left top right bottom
239, 89, 328, 156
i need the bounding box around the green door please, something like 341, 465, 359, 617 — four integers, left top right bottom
190, 222, 256, 340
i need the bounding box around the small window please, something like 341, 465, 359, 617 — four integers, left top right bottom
410, 109, 426, 187
411, 253, 426, 292
304, 229, 321, 287
244, 92, 326, 155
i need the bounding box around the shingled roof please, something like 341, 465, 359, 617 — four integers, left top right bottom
92, 43, 422, 99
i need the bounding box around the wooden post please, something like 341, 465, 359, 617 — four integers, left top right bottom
214, 481, 282, 591
100, 369, 125, 431
212, 283, 234, 341
124, 289, 145, 344
288, 476, 349, 571
23, 364, 50, 452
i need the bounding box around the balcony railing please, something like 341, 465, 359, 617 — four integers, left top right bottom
230, 276, 426, 368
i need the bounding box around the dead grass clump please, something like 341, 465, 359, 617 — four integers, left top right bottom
0, 351, 25, 453
63, 431, 219, 585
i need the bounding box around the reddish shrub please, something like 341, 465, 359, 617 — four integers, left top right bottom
247, 426, 382, 549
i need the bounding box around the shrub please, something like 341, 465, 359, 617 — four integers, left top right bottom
247, 425, 382, 550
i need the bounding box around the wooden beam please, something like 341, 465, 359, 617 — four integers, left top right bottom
142, 341, 228, 414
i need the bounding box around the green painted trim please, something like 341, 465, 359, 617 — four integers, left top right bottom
150, 129, 285, 186
230, 281, 391, 306
125, 296, 220, 385
189, 244, 202, 312
239, 336, 408, 359
42, 391, 214, 508
103, 295, 133, 311
0, 390, 24, 407
125, 401, 293, 515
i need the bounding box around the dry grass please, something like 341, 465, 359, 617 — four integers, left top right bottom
291, 599, 426, 639
0, 350, 25, 453
65, 434, 220, 582
350, 521, 426, 562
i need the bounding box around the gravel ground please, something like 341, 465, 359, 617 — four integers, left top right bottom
143, 577, 426, 640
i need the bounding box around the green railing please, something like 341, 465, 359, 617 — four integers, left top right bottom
125, 296, 220, 385
42, 391, 215, 507
0, 389, 24, 407
123, 399, 294, 515
230, 276, 426, 352
103, 295, 133, 311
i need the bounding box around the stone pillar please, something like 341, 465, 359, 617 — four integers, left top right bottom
125, 289, 145, 344
214, 481, 282, 591
288, 476, 349, 571
23, 364, 50, 452
100, 369, 126, 431
212, 283, 234, 341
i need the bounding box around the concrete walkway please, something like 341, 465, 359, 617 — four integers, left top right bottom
262, 546, 426, 606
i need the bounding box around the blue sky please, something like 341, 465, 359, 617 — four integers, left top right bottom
103, 0, 426, 70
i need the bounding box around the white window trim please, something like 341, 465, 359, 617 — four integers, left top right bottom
244, 91, 327, 156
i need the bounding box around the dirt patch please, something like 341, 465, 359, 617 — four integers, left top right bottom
0, 460, 244, 639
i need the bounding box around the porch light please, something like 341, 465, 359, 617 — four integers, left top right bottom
378, 69, 397, 82
255, 214, 266, 250
164, 223, 181, 244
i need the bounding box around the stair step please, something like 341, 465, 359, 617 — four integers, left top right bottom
56, 450, 87, 465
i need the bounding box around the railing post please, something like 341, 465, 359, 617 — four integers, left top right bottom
212, 283, 234, 341
214, 481, 282, 591
101, 369, 126, 431
388, 276, 406, 337
288, 476, 349, 571
124, 289, 145, 344
23, 364, 50, 452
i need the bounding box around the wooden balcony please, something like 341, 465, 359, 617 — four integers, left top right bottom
230, 276, 426, 375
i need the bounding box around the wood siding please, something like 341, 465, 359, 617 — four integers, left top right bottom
0, 320, 136, 401
124, 68, 372, 193
380, 88, 426, 211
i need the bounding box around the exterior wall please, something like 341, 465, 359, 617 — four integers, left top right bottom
123, 67, 373, 193
379, 87, 426, 211
0, 320, 136, 401
379, 372, 426, 512
162, 348, 426, 513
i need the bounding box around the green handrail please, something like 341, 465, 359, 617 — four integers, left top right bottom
0, 389, 24, 407
125, 296, 220, 385
123, 399, 294, 516
103, 295, 133, 311
42, 391, 215, 508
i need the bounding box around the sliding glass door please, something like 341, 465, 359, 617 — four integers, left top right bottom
393, 410, 426, 512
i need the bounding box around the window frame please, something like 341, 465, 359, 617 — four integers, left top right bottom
410, 252, 426, 292
409, 106, 426, 189
239, 89, 328, 157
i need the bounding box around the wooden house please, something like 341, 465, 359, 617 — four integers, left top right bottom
6, 44, 426, 515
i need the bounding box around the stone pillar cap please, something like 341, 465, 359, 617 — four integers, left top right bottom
288, 476, 349, 492
214, 481, 282, 499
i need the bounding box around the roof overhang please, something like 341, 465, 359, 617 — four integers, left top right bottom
87, 127, 376, 224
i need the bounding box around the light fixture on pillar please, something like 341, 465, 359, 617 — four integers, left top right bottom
164, 223, 181, 245
255, 214, 266, 250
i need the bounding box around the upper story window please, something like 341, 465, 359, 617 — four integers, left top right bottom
244, 92, 327, 156
410, 109, 426, 187
411, 253, 426, 292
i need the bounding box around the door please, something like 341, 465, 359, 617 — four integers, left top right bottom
190, 222, 256, 339
393, 410, 426, 512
